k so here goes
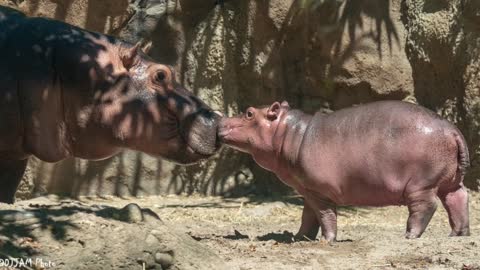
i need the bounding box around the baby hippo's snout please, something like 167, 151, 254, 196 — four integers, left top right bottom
217, 117, 236, 142
216, 115, 252, 153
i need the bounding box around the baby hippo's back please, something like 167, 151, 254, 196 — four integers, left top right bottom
298, 101, 465, 206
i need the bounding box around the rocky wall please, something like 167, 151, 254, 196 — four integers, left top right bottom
402, 0, 480, 189
1, 0, 426, 199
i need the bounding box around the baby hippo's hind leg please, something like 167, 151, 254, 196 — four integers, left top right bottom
405, 188, 438, 239
438, 184, 470, 236
295, 199, 320, 241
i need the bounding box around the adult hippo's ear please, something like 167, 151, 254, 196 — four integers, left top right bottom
141, 41, 153, 54
120, 42, 141, 70
267, 102, 281, 121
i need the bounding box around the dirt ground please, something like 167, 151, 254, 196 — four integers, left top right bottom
52, 190, 480, 270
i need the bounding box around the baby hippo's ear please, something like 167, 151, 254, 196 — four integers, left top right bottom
281, 100, 290, 108
267, 102, 281, 121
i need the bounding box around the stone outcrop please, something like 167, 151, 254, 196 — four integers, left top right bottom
402, 0, 480, 188
12, 0, 480, 197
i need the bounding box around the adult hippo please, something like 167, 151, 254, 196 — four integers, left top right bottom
219, 100, 470, 241
0, 6, 221, 203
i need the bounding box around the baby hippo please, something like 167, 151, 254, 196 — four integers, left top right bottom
218, 100, 470, 241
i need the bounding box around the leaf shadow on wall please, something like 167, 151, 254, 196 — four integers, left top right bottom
21, 0, 409, 198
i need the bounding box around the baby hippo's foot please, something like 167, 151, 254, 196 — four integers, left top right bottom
295, 230, 335, 242
321, 232, 336, 242
449, 228, 470, 237
405, 231, 421, 239
294, 229, 318, 242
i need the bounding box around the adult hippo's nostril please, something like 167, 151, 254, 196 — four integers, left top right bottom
180, 109, 222, 156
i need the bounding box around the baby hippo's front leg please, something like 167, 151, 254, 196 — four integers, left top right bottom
295, 200, 320, 241
305, 195, 338, 242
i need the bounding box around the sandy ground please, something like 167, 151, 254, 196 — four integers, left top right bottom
63, 191, 480, 270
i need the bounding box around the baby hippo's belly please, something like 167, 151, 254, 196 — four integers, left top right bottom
298, 138, 456, 207
302, 171, 409, 207
333, 177, 407, 206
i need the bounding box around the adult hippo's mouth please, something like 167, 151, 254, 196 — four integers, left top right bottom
179, 109, 223, 157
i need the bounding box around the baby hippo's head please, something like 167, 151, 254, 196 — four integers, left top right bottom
218, 101, 290, 154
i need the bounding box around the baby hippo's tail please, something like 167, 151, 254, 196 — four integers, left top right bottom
454, 130, 470, 178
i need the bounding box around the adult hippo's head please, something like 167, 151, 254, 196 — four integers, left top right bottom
111, 43, 222, 164
66, 41, 222, 164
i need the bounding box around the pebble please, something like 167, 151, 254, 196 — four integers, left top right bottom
120, 203, 144, 223
155, 252, 174, 268
145, 234, 159, 245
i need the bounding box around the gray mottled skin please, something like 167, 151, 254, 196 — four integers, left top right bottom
219, 100, 470, 241
0, 6, 221, 203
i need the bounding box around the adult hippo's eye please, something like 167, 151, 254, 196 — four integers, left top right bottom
155, 71, 166, 82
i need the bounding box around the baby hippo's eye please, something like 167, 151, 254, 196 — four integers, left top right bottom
245, 109, 254, 120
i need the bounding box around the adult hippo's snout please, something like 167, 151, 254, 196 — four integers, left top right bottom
180, 108, 222, 157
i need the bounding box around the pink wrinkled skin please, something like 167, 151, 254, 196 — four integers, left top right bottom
219, 100, 470, 242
